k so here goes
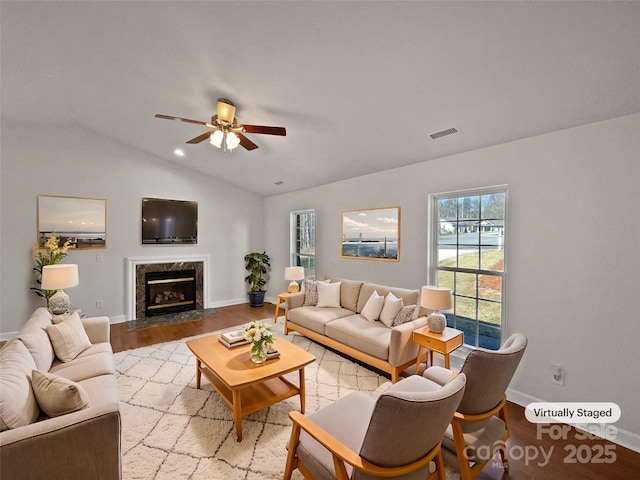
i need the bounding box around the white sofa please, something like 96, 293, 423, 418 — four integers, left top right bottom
0, 307, 121, 480
284, 277, 427, 382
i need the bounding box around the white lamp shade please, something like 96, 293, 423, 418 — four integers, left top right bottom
284, 266, 305, 281
41, 264, 79, 290
420, 286, 452, 311
226, 132, 240, 150
209, 130, 224, 148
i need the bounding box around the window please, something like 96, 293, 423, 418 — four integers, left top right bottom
291, 209, 316, 279
429, 187, 507, 350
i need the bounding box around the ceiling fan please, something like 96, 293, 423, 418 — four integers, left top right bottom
155, 98, 286, 152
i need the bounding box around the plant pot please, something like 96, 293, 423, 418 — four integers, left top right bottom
248, 291, 266, 307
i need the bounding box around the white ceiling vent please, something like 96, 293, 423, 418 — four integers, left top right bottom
430, 127, 458, 140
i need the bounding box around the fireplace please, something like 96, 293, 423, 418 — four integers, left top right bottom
145, 269, 196, 317
129, 259, 206, 321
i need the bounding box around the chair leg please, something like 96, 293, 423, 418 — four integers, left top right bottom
284, 422, 301, 480
499, 447, 509, 472
451, 419, 474, 480
434, 449, 446, 480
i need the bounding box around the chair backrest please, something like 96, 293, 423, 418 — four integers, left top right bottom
357, 373, 466, 472
458, 333, 527, 415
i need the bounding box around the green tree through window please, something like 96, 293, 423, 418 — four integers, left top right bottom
430, 188, 507, 349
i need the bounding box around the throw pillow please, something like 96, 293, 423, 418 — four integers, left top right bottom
316, 281, 342, 308
302, 280, 320, 306
379, 292, 404, 327
0, 340, 40, 431
361, 290, 385, 322
46, 312, 92, 362
31, 370, 90, 417
392, 304, 419, 327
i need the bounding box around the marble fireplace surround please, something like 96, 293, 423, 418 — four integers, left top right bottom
125, 255, 210, 321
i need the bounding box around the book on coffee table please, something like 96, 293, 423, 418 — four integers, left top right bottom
266, 346, 280, 360
219, 329, 249, 348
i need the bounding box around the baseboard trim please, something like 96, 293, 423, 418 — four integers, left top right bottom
0, 331, 18, 342
209, 298, 247, 308
506, 387, 640, 453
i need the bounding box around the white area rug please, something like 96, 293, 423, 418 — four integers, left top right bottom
115, 318, 390, 479
115, 318, 459, 479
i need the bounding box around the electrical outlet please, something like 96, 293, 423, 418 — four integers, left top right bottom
96, 300, 104, 309
551, 365, 565, 386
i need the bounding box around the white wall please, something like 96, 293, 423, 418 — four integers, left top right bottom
265, 114, 640, 448
1, 123, 264, 333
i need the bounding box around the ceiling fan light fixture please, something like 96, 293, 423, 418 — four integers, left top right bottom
209, 129, 240, 151
225, 131, 240, 150
209, 130, 224, 148
217, 98, 236, 124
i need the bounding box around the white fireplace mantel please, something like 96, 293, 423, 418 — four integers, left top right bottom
125, 255, 210, 321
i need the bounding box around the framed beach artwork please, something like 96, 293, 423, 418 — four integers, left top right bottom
341, 207, 400, 261
37, 195, 107, 249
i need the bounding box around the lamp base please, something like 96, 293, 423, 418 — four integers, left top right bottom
287, 281, 300, 293
48, 289, 70, 315
427, 312, 446, 333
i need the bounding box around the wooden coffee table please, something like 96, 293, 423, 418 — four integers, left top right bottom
186, 333, 315, 441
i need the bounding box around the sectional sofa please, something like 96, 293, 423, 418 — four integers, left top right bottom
0, 307, 121, 480
284, 277, 427, 382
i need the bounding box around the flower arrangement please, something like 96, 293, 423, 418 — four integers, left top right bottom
244, 321, 274, 363
32, 232, 73, 302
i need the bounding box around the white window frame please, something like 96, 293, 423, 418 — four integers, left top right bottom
427, 185, 508, 349
290, 209, 316, 279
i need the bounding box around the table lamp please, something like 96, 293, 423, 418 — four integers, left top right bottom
420, 286, 452, 333
284, 267, 305, 293
41, 264, 79, 314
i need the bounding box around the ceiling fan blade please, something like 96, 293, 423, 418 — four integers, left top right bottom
238, 133, 259, 151
155, 114, 207, 126
242, 125, 287, 136
186, 130, 215, 144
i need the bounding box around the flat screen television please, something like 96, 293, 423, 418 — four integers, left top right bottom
141, 198, 198, 244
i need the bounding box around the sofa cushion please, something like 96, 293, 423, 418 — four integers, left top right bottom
17, 326, 55, 372
325, 315, 391, 360
31, 370, 91, 417
18, 307, 53, 333
380, 292, 404, 327
49, 348, 115, 383
328, 278, 364, 312
392, 304, 419, 326
317, 281, 341, 308
46, 312, 92, 362
288, 306, 354, 335
360, 290, 385, 322
357, 283, 419, 314
78, 373, 120, 405
0, 340, 40, 431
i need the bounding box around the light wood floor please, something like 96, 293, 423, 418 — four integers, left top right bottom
110, 302, 640, 479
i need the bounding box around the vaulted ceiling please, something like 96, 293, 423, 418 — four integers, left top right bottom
2, 1, 639, 196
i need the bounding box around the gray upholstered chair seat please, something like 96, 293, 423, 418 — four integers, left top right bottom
441, 416, 506, 462
284, 373, 467, 480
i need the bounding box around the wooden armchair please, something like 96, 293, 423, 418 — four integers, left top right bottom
424, 333, 527, 480
283, 373, 466, 480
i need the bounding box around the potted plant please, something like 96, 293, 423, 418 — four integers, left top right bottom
244, 251, 271, 307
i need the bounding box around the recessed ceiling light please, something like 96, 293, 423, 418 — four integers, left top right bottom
174, 148, 185, 157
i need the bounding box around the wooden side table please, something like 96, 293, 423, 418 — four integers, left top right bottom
412, 326, 463, 373
273, 293, 290, 323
